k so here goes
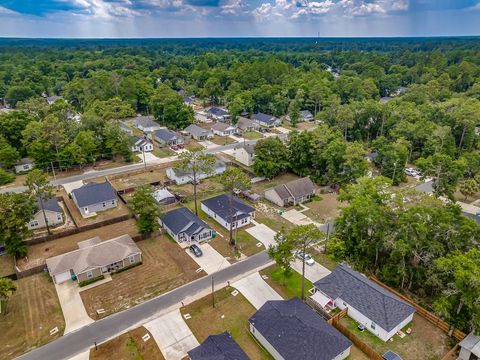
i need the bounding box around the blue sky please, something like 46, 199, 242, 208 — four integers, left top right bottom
0, 0, 479, 37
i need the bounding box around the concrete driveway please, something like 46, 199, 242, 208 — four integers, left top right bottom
62, 180, 84, 195
137, 151, 160, 163
232, 272, 282, 309
54, 281, 94, 334
291, 259, 331, 283
185, 243, 230, 274
281, 209, 320, 226
246, 222, 277, 248
144, 309, 199, 360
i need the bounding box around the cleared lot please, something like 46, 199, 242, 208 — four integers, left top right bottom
80, 236, 205, 318
232, 272, 282, 309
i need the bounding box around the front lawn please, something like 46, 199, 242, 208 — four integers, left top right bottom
181, 287, 273, 360
259, 264, 313, 299
153, 147, 175, 158
302, 193, 345, 223
210, 136, 238, 145
243, 131, 263, 140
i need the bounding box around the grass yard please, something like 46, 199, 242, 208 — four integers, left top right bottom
253, 205, 294, 233
185, 139, 203, 150
251, 173, 303, 194
243, 131, 263, 140
181, 287, 273, 360
0, 254, 14, 277
309, 249, 339, 271
80, 236, 205, 318
260, 264, 313, 299
281, 122, 317, 131
17, 219, 138, 271
90, 327, 164, 360
302, 193, 346, 223
0, 274, 65, 359
210, 135, 238, 146
153, 147, 176, 158
340, 314, 452, 360
170, 177, 224, 200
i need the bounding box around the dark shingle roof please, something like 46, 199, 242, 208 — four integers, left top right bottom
252, 112, 279, 125
188, 332, 249, 360
462, 211, 480, 225
201, 194, 255, 223
249, 298, 351, 360
160, 207, 210, 237
133, 115, 159, 128
212, 122, 234, 132
37, 196, 62, 213
185, 124, 211, 137
71, 182, 116, 207
271, 177, 316, 201
155, 128, 179, 142
207, 107, 229, 116
314, 264, 415, 332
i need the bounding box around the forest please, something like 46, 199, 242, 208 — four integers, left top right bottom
0, 38, 479, 333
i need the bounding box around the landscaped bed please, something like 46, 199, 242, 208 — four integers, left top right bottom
243, 131, 263, 140
80, 236, 206, 318
180, 287, 273, 360
90, 326, 164, 360
0, 273, 65, 359
259, 264, 313, 299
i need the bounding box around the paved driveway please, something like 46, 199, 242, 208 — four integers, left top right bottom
144, 309, 199, 360
232, 272, 282, 309
62, 180, 84, 195
246, 222, 277, 248
137, 151, 160, 164
281, 209, 320, 226
55, 281, 94, 334
185, 243, 230, 274
291, 259, 331, 283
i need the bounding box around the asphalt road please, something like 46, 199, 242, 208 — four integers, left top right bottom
17, 251, 271, 360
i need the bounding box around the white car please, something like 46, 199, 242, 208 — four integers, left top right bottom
295, 251, 315, 266
405, 167, 419, 177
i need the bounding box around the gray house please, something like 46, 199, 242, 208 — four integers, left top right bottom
28, 196, 64, 230
71, 181, 117, 217
154, 129, 184, 147
252, 113, 281, 127
184, 124, 213, 141
249, 298, 352, 360
188, 332, 249, 360
166, 160, 226, 185
264, 177, 317, 207
207, 107, 230, 121
159, 207, 212, 244
133, 115, 162, 133
15, 158, 34, 173
459, 332, 480, 360
237, 117, 259, 133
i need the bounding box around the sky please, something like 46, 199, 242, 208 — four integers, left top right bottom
0, 0, 479, 38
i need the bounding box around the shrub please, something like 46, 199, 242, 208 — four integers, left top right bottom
0, 169, 15, 185
79, 275, 104, 287
112, 261, 142, 274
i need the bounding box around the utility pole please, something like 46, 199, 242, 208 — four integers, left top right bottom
392, 161, 398, 184
142, 147, 147, 171
211, 276, 215, 308
324, 222, 330, 254
51, 161, 56, 181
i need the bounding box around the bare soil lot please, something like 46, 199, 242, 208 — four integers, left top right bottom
0, 254, 14, 277
110, 168, 168, 191
171, 177, 224, 201
282, 121, 317, 131
17, 219, 138, 271
0, 274, 65, 359
90, 326, 165, 360
80, 236, 205, 318
303, 193, 346, 223
181, 287, 273, 360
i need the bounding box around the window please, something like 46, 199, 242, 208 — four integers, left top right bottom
30, 220, 39, 227
23, 165, 29, 170
371, 322, 376, 330
86, 271, 93, 279
84, 207, 88, 212
128, 255, 135, 264
57, 214, 62, 221
111, 200, 115, 205
102, 202, 106, 207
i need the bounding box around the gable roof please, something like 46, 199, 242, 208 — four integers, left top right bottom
314, 264, 415, 332
36, 196, 62, 214
300, 110, 313, 119
71, 181, 116, 207
201, 194, 255, 223
184, 96, 194, 104
237, 144, 254, 155
170, 160, 226, 178
252, 112, 279, 125
46, 234, 140, 275
17, 157, 33, 165
133, 115, 159, 128
155, 128, 179, 142
249, 298, 351, 360
188, 332, 249, 360
160, 207, 211, 237
185, 124, 211, 137
207, 107, 229, 116
236, 117, 256, 130
462, 211, 480, 225
212, 122, 235, 132
269, 177, 316, 201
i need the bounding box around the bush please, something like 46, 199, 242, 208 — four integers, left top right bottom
0, 169, 15, 185
112, 261, 142, 274
79, 275, 104, 287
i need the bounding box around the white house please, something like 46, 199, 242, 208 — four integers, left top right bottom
15, 158, 34, 173
159, 207, 212, 245
201, 194, 255, 230
313, 264, 416, 342
211, 122, 237, 136
133, 115, 162, 133
131, 137, 153, 152
234, 144, 255, 167
28, 197, 64, 230
166, 160, 226, 185
459, 332, 480, 360
252, 113, 281, 128
206, 107, 230, 122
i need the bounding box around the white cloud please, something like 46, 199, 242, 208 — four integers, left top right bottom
68, 0, 143, 18
0, 6, 18, 15
221, 0, 248, 15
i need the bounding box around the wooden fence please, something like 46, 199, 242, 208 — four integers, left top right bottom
368, 276, 467, 342
305, 297, 332, 321
441, 344, 459, 360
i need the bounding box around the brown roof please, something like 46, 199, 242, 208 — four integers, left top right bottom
270, 177, 316, 200
211, 122, 234, 131
46, 235, 141, 276
237, 117, 255, 130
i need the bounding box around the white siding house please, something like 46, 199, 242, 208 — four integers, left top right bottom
166, 160, 226, 185
159, 207, 212, 245
28, 197, 64, 230
15, 158, 34, 173
201, 194, 255, 230
234, 145, 255, 167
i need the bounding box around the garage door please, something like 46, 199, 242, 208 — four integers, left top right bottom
54, 271, 72, 284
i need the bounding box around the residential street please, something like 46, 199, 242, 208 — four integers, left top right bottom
16, 251, 272, 360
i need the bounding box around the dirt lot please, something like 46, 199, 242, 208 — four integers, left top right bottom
0, 274, 65, 359
303, 193, 346, 223
181, 287, 273, 360
282, 121, 318, 131
17, 219, 138, 271
0, 254, 14, 277
340, 314, 452, 360
109, 167, 168, 191
171, 177, 224, 201
80, 236, 205, 318
90, 327, 164, 360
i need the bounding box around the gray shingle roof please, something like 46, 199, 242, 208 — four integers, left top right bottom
249, 298, 351, 360
207, 107, 229, 116
133, 115, 159, 128
188, 332, 249, 360
155, 128, 179, 142
270, 177, 316, 201
201, 194, 255, 223
211, 122, 234, 132
161, 207, 211, 237
300, 110, 313, 119
71, 181, 116, 208
460, 332, 480, 356
462, 211, 480, 225
314, 264, 415, 332
37, 196, 62, 213
185, 124, 211, 138
236, 117, 256, 130
252, 112, 279, 125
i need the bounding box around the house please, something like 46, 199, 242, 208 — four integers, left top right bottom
313, 264, 416, 342
188, 332, 249, 360
462, 211, 480, 225
45, 234, 142, 284
249, 298, 352, 360
166, 160, 226, 185
458, 332, 480, 360
15, 158, 34, 173
207, 107, 230, 121
119, 123, 133, 135
264, 177, 317, 207
153, 188, 177, 205
201, 194, 255, 230
71, 181, 117, 217
236, 117, 259, 133
286, 110, 314, 123
133, 115, 162, 133
184, 124, 213, 141
211, 122, 237, 137
252, 113, 281, 128
154, 129, 184, 147
184, 96, 195, 107
379, 96, 393, 104
28, 196, 63, 230
131, 136, 154, 152
365, 151, 378, 162
46, 95, 63, 105
234, 144, 255, 166
159, 207, 212, 244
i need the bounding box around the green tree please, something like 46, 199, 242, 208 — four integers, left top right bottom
0, 278, 17, 314
288, 99, 301, 128
253, 138, 289, 178
0, 168, 15, 185
5, 86, 36, 108
0, 135, 20, 169
129, 185, 160, 234
87, 97, 136, 121
459, 179, 479, 201
74, 130, 98, 166
268, 229, 295, 282
25, 169, 54, 234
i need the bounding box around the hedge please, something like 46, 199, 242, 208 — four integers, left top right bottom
79, 275, 105, 287
112, 261, 142, 275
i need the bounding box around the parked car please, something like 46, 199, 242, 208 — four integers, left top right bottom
405, 167, 420, 177
383, 351, 402, 360
295, 251, 315, 266
189, 244, 203, 257
177, 143, 185, 149
171, 145, 179, 150
233, 132, 242, 138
